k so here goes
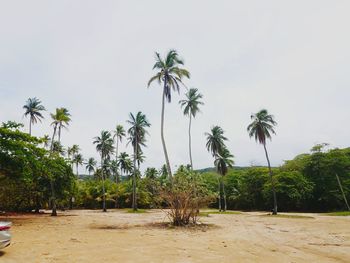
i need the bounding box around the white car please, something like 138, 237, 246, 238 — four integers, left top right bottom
0, 222, 11, 249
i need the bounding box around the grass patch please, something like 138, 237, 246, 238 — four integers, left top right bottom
199, 211, 241, 217
262, 213, 314, 219
125, 208, 148, 214
324, 211, 350, 216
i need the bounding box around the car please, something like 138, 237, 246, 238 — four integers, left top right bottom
0, 222, 11, 249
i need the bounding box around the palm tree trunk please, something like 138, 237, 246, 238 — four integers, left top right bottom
188, 114, 193, 170
58, 125, 61, 143
223, 182, 227, 212
161, 87, 172, 179
263, 143, 278, 215
29, 119, 32, 136
50, 124, 58, 216
116, 139, 119, 184
335, 173, 350, 211
132, 143, 137, 211
218, 176, 221, 212
101, 155, 106, 212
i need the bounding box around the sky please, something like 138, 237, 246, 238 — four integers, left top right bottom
1, 1, 349, 173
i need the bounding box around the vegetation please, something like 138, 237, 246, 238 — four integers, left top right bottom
1, 50, 349, 228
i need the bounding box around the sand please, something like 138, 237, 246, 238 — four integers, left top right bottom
0, 209, 349, 263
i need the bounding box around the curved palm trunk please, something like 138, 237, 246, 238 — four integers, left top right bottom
161, 88, 172, 180
101, 155, 107, 212
132, 143, 138, 211
188, 114, 193, 170
50, 124, 58, 216
263, 143, 278, 215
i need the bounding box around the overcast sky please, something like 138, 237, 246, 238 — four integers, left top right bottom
1, 1, 349, 173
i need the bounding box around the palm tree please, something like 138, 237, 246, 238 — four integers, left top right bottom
50, 108, 71, 150
205, 126, 228, 157
215, 148, 234, 211
148, 50, 190, 179
127, 112, 151, 211
41, 135, 50, 149
205, 125, 229, 211
23, 97, 46, 135
179, 88, 204, 169
86, 157, 97, 176
68, 144, 80, 169
113, 125, 126, 183
247, 109, 278, 215
118, 152, 133, 178
72, 153, 84, 177
93, 130, 114, 212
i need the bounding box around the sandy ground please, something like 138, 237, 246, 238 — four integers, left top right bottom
0, 209, 349, 263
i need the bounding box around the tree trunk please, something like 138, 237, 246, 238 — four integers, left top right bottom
58, 125, 62, 143
50, 124, 58, 216
116, 139, 119, 184
161, 86, 172, 180
263, 143, 278, 215
132, 143, 137, 211
29, 119, 32, 136
188, 114, 193, 170
218, 176, 222, 212
115, 139, 119, 208
101, 155, 107, 212
50, 180, 57, 216
335, 173, 350, 211
222, 176, 227, 212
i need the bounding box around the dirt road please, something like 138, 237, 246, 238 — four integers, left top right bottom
1, 210, 349, 262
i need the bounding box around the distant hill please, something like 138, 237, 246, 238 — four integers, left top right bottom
196, 166, 256, 173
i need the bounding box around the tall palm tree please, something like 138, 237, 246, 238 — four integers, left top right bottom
127, 112, 151, 211
113, 125, 126, 183
23, 97, 46, 135
148, 50, 190, 179
247, 109, 278, 215
72, 153, 84, 177
93, 130, 114, 212
215, 148, 234, 211
86, 157, 97, 176
179, 88, 204, 169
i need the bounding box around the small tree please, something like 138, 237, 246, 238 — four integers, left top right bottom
161, 169, 214, 226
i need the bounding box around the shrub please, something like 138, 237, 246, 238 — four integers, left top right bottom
161, 169, 215, 226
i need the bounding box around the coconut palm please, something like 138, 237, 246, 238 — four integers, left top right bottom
205, 126, 228, 157
86, 157, 97, 176
247, 109, 278, 215
179, 88, 204, 169
50, 108, 71, 151
23, 97, 46, 135
52, 141, 65, 155
118, 152, 133, 178
93, 130, 114, 212
113, 125, 126, 183
72, 153, 84, 177
215, 148, 234, 211
41, 135, 50, 149
148, 50, 190, 179
205, 125, 230, 211
127, 111, 151, 211
68, 144, 80, 169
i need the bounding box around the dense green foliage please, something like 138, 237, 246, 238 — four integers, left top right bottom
0, 123, 74, 212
